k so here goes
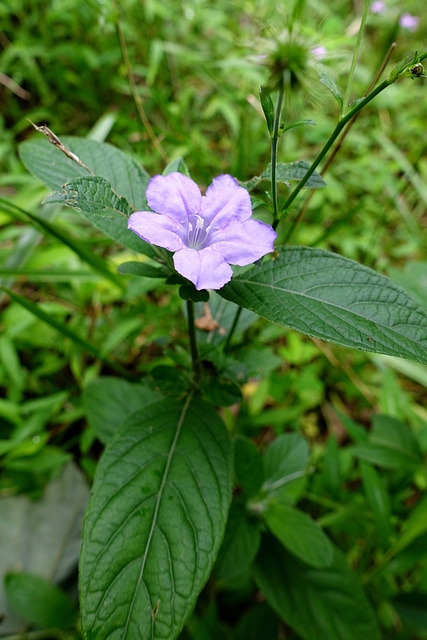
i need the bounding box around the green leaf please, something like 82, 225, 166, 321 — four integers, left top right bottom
117, 261, 170, 278
0, 198, 124, 289
232, 605, 279, 640
391, 592, 427, 632
214, 504, 261, 584
352, 415, 423, 471
282, 119, 316, 133
318, 68, 343, 110
241, 162, 326, 191
360, 462, 392, 546
253, 537, 381, 640
220, 246, 427, 365
44, 176, 158, 259
233, 436, 264, 499
19, 136, 150, 210
83, 377, 162, 444
162, 157, 190, 177
259, 85, 275, 135
4, 572, 77, 629
263, 433, 309, 503
79, 395, 232, 640
264, 501, 333, 568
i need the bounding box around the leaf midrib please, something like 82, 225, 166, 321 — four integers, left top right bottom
122, 393, 193, 640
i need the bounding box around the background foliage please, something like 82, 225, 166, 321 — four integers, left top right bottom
1, 0, 427, 638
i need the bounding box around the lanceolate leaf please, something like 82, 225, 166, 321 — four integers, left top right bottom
79, 395, 232, 640
253, 537, 381, 640
220, 247, 427, 364
44, 177, 159, 259
19, 136, 150, 211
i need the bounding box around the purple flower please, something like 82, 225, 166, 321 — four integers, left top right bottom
312, 46, 327, 61
371, 1, 386, 14
128, 173, 276, 290
399, 13, 419, 31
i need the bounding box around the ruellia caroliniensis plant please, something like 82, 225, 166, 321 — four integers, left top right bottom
9, 20, 427, 640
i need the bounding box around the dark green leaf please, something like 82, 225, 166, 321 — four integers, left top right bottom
214, 504, 261, 584
391, 592, 427, 632
202, 376, 242, 406
44, 176, 158, 258
79, 396, 232, 640
259, 85, 275, 135
253, 537, 381, 640
83, 377, 161, 444
232, 605, 279, 640
5, 572, 77, 629
179, 284, 210, 302
20, 136, 150, 210
264, 501, 333, 568
220, 246, 427, 365
360, 462, 392, 546
233, 436, 264, 499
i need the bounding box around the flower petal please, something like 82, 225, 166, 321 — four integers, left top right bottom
146, 173, 202, 224
128, 211, 184, 252
202, 175, 252, 228
173, 246, 233, 290
208, 218, 276, 266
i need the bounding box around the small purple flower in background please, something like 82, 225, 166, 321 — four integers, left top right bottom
371, 1, 386, 14
312, 46, 327, 61
399, 13, 419, 31
128, 173, 276, 291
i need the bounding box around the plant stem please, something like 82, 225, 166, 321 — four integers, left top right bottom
284, 42, 397, 242
187, 299, 201, 381
223, 305, 243, 352
343, 0, 371, 109
271, 77, 285, 224
281, 77, 391, 227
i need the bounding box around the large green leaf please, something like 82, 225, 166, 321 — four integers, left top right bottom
79, 395, 232, 640
253, 537, 381, 640
220, 247, 427, 364
44, 176, 159, 258
19, 136, 150, 210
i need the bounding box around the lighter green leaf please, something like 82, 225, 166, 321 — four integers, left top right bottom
241, 163, 326, 191
79, 396, 232, 640
117, 261, 170, 279
318, 69, 343, 110
19, 136, 150, 210
162, 157, 190, 177
220, 247, 427, 364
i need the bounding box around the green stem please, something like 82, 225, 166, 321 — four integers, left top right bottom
187, 299, 201, 381
343, 0, 371, 109
282, 77, 390, 222
223, 305, 243, 352
271, 77, 285, 224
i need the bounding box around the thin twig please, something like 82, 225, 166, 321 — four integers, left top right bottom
27, 119, 93, 174
0, 72, 31, 99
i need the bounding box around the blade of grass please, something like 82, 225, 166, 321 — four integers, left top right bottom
1, 287, 133, 380
0, 198, 125, 290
